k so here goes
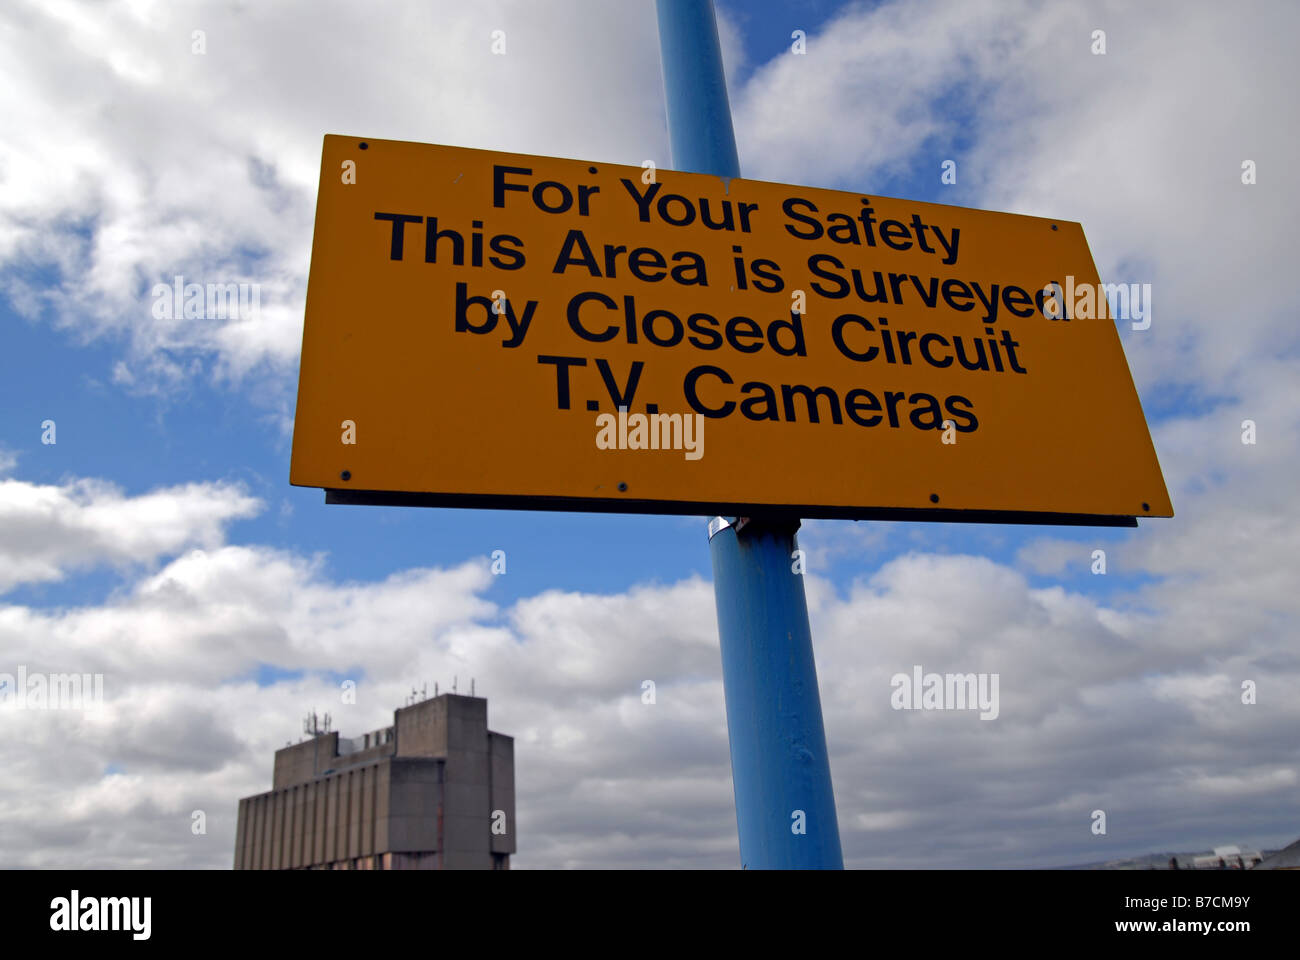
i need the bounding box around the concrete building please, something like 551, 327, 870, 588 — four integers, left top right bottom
234, 694, 515, 870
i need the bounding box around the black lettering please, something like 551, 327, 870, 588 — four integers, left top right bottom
944, 394, 979, 432
851, 269, 889, 303
1002, 285, 1034, 318
879, 219, 913, 250
670, 251, 708, 286
627, 247, 667, 282
567, 291, 619, 342
953, 335, 990, 371
725, 316, 764, 353
908, 274, 939, 308
553, 229, 601, 276
907, 392, 943, 430
687, 313, 723, 350
684, 365, 735, 418
970, 282, 1000, 322
767, 314, 807, 357
941, 278, 974, 311
374, 212, 422, 260
781, 384, 842, 424
782, 197, 823, 239
844, 388, 882, 427
533, 180, 572, 214
488, 234, 525, 270
1000, 329, 1027, 373
455, 281, 497, 334
739, 382, 780, 421
595, 358, 643, 408
424, 217, 464, 265
493, 166, 531, 208
698, 198, 735, 231
536, 355, 585, 409
807, 254, 849, 299
602, 244, 628, 277
749, 258, 783, 293
895, 330, 917, 364
657, 194, 696, 226
918, 332, 952, 367
831, 313, 878, 362
619, 178, 663, 221
883, 389, 905, 428
826, 213, 860, 245
642, 309, 683, 347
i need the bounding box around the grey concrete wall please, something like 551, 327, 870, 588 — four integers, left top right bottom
272, 732, 338, 790
387, 758, 444, 853
237, 695, 514, 869
441, 696, 492, 868
489, 732, 516, 856
394, 697, 448, 757
234, 798, 247, 869
237, 758, 437, 869
446, 695, 488, 755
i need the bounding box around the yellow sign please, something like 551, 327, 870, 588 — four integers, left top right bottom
291, 136, 1172, 524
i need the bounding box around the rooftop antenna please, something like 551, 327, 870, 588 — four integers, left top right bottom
421, 682, 428, 701
471, 677, 475, 697
453, 675, 457, 694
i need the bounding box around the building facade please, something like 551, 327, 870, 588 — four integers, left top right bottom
234, 694, 515, 869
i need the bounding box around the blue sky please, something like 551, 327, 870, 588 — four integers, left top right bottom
0, 0, 1296, 870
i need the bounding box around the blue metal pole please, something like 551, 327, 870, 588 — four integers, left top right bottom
654, 0, 740, 178
708, 518, 843, 869
655, 0, 843, 869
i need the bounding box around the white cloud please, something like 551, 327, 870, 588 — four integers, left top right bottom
733, 0, 1052, 189
2, 538, 1297, 868
0, 0, 668, 392
0, 477, 261, 592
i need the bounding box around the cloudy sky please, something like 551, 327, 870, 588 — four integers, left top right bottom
1, 0, 1296, 869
